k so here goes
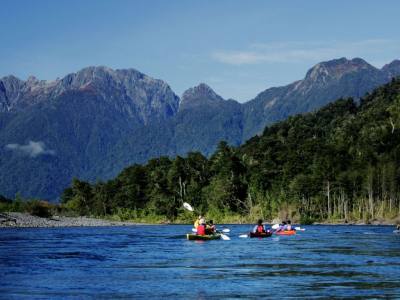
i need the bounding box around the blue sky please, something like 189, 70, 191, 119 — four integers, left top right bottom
1, 0, 400, 102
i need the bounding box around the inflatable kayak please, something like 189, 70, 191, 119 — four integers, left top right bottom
275, 230, 296, 235
186, 233, 221, 240
249, 231, 273, 238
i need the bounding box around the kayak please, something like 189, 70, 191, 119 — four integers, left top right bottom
249, 231, 273, 238
186, 233, 221, 240
275, 230, 296, 235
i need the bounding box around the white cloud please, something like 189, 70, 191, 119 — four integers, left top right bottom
212, 39, 400, 65
5, 141, 55, 157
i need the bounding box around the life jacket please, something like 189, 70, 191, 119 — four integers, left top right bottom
257, 225, 265, 233
197, 224, 206, 235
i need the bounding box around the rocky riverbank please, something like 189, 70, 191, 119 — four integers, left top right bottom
0, 212, 139, 228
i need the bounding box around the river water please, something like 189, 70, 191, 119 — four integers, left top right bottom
1, 225, 399, 299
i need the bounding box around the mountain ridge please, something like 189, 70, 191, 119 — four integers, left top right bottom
0, 57, 399, 200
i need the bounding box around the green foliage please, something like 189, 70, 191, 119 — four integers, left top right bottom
28, 201, 53, 218
12, 193, 24, 212
299, 215, 316, 225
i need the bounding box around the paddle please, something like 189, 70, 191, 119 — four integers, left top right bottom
183, 202, 230, 241
183, 202, 194, 212
219, 233, 230, 240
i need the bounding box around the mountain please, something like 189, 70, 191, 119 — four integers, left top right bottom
173, 83, 243, 156
0, 67, 179, 199
242, 57, 400, 140
0, 58, 399, 200
0, 66, 179, 122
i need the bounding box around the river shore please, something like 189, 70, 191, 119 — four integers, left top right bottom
0, 212, 139, 228
1, 212, 398, 228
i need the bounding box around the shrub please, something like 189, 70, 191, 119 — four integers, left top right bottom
29, 201, 52, 218
300, 215, 315, 225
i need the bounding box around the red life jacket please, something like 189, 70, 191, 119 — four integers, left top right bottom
257, 225, 265, 233
197, 224, 206, 235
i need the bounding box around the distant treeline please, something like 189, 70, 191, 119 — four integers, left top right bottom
60, 78, 400, 223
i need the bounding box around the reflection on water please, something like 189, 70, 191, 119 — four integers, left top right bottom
0, 225, 400, 298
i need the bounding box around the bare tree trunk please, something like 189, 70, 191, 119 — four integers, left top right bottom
178, 176, 183, 200
333, 194, 336, 217
367, 169, 374, 219
326, 180, 331, 218
340, 189, 346, 220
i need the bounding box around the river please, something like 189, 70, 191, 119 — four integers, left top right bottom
1, 225, 399, 299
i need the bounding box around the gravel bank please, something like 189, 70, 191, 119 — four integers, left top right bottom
0, 212, 139, 228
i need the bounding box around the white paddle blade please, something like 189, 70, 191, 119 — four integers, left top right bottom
183, 202, 194, 212
272, 224, 280, 230
295, 227, 305, 231
239, 234, 248, 238
192, 228, 197, 232
222, 228, 230, 233
220, 234, 230, 240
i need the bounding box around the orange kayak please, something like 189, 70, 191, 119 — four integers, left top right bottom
275, 230, 296, 235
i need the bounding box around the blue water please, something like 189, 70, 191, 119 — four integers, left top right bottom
1, 225, 400, 299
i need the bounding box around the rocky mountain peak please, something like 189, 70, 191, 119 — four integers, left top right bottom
381, 60, 400, 79
305, 57, 375, 84
59, 66, 179, 122
0, 66, 180, 121
181, 83, 223, 104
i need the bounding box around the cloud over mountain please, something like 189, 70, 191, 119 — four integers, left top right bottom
5, 141, 55, 157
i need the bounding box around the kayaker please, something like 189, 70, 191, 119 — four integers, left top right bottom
275, 221, 287, 232
206, 220, 216, 234
285, 220, 292, 231
194, 215, 203, 229
197, 218, 207, 235
252, 219, 266, 233
397, 224, 400, 230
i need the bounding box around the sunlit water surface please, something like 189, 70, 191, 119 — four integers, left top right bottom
1, 225, 400, 299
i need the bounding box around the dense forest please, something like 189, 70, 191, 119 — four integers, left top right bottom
48, 79, 400, 223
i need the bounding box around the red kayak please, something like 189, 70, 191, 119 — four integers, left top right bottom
249, 231, 273, 238
275, 230, 296, 235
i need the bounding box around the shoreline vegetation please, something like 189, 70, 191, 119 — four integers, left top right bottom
0, 200, 399, 229
0, 212, 398, 228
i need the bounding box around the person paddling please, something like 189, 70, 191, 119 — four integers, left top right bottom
197, 218, 207, 235
252, 219, 266, 234
275, 221, 287, 232
194, 215, 203, 229
285, 220, 293, 231
206, 219, 216, 234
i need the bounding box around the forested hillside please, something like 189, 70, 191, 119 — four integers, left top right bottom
61, 78, 400, 223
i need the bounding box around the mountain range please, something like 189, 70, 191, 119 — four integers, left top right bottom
0, 57, 399, 200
